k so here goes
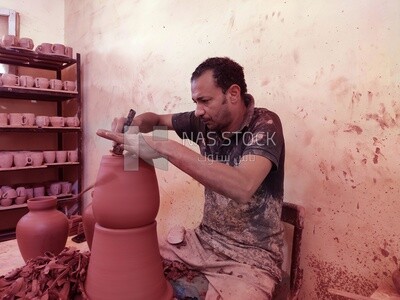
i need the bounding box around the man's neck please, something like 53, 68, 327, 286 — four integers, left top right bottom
222, 100, 248, 134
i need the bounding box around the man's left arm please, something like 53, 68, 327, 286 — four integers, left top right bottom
97, 125, 278, 204
148, 137, 272, 204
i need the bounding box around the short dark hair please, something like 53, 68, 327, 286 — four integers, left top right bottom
191, 57, 247, 97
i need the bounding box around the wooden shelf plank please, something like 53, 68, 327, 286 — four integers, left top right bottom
0, 86, 77, 101
0, 162, 79, 172
0, 203, 28, 211
0, 195, 77, 211
0, 126, 81, 133
45, 162, 80, 166
0, 46, 76, 70
0, 165, 47, 172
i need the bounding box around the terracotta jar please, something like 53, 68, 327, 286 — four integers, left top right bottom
16, 196, 69, 262
91, 155, 160, 229
82, 203, 95, 249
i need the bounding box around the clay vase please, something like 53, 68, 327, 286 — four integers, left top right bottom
393, 268, 400, 294
91, 155, 160, 229
85, 154, 173, 300
16, 196, 69, 262
82, 203, 95, 250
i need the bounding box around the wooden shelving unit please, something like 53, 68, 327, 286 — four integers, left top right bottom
0, 47, 83, 241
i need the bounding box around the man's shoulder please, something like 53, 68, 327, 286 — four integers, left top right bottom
252, 107, 283, 127
254, 107, 280, 118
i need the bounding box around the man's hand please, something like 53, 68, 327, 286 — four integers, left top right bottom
111, 117, 126, 133
109, 117, 125, 155
97, 128, 162, 161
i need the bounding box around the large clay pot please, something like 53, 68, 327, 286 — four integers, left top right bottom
85, 222, 173, 300
16, 196, 69, 262
91, 155, 160, 229
82, 203, 95, 249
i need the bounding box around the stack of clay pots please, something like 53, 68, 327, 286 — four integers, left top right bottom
84, 155, 173, 300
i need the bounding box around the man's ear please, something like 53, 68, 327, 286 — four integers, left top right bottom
227, 84, 241, 103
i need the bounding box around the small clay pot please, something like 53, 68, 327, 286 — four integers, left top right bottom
15, 196, 27, 205
0, 198, 13, 206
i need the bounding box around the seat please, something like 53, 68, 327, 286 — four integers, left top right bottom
166, 201, 305, 300
273, 202, 305, 300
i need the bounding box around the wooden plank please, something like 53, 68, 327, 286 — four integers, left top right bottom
328, 288, 378, 300
329, 287, 400, 300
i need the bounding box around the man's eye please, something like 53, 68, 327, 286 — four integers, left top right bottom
193, 99, 211, 105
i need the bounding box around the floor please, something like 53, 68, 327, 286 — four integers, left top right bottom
1, 237, 399, 299
0, 236, 89, 276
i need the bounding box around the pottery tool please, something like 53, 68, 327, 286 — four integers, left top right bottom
111, 109, 136, 155
70, 170, 117, 202
69, 183, 96, 201
70, 166, 117, 242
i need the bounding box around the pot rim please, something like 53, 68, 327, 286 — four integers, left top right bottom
27, 196, 57, 210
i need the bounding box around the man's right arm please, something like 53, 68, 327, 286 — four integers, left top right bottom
132, 112, 174, 132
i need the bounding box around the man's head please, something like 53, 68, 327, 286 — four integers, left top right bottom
191, 57, 247, 98
191, 57, 248, 132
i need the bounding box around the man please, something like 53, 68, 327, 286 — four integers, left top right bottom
97, 57, 285, 299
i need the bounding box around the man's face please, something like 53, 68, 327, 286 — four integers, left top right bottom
191, 70, 232, 132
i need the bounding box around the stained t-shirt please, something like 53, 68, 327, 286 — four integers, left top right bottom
171, 94, 285, 281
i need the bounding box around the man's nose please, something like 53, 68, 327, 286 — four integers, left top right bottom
194, 104, 205, 117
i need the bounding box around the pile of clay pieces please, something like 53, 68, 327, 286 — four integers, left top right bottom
0, 247, 90, 299
163, 259, 208, 300
0, 250, 207, 299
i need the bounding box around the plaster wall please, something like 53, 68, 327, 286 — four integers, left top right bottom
0, 0, 64, 44
3, 0, 398, 298
0, 0, 64, 105
0, 0, 64, 80
64, 1, 400, 298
